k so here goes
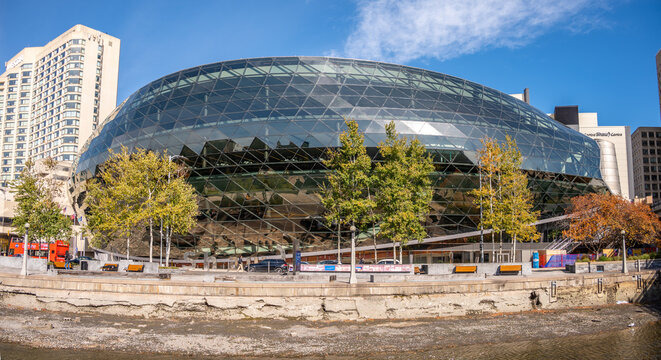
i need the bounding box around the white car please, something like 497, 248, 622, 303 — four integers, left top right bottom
377, 259, 400, 265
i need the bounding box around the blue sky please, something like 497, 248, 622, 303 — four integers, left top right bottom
1, 0, 659, 129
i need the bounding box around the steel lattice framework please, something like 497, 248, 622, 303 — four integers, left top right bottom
72, 57, 607, 254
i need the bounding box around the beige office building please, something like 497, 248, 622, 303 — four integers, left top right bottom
0, 24, 120, 186
550, 106, 633, 200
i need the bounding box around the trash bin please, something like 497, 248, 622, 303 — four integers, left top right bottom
532, 252, 539, 269
81, 260, 88, 271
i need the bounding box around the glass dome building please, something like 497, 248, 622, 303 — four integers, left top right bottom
72, 56, 607, 253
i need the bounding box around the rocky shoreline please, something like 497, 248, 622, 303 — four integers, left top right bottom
0, 304, 658, 358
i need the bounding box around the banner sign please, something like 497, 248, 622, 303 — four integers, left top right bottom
300, 263, 413, 273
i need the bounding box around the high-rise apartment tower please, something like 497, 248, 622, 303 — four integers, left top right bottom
0, 25, 120, 186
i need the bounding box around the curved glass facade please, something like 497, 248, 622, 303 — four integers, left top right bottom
73, 56, 607, 253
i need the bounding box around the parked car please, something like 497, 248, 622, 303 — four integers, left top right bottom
318, 260, 338, 265
247, 259, 288, 273
69, 256, 93, 265
377, 259, 400, 265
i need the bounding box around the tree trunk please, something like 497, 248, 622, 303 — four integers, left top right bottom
149, 218, 154, 263
165, 226, 172, 267
159, 219, 163, 265
399, 245, 403, 264
512, 233, 517, 262
498, 230, 502, 262
491, 232, 495, 263
126, 237, 130, 260
373, 235, 377, 263
393, 242, 396, 260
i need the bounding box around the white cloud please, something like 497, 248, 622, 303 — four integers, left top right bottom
343, 0, 609, 63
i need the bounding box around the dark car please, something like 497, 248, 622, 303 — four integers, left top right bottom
247, 259, 288, 273
69, 256, 93, 265
318, 260, 338, 265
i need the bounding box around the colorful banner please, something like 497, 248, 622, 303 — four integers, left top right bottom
300, 263, 413, 273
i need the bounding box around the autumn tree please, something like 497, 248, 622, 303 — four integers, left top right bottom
86, 147, 198, 262
160, 170, 199, 266
498, 136, 539, 260
320, 119, 376, 283
470, 137, 502, 262
471, 136, 539, 262
375, 121, 434, 263
11, 159, 73, 244
563, 193, 661, 255
86, 148, 142, 259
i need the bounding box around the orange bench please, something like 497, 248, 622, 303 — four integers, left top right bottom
101, 263, 118, 271
53, 261, 67, 269
127, 264, 144, 272
455, 265, 477, 273
499, 264, 522, 274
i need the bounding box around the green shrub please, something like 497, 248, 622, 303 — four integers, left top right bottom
613, 256, 622, 261
598, 256, 610, 262
576, 255, 590, 262
649, 253, 657, 259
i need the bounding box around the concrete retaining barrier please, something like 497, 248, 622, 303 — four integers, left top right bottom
566, 259, 661, 274
0, 255, 47, 272
427, 262, 532, 276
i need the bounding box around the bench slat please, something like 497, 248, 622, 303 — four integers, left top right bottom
101, 263, 118, 272
499, 265, 522, 272
127, 264, 144, 272
455, 266, 477, 273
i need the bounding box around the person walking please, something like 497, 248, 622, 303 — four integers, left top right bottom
64, 251, 72, 270
238, 256, 244, 271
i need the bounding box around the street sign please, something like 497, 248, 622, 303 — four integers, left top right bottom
295, 250, 301, 271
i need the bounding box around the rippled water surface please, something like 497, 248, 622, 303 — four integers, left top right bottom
1, 320, 660, 359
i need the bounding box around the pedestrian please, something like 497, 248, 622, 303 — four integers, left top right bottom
64, 251, 72, 270
359, 257, 364, 264
238, 256, 244, 271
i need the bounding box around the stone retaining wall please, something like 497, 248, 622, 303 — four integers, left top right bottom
0, 269, 658, 320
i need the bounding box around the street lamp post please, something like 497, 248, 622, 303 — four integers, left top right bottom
478, 160, 484, 263
349, 224, 357, 284
334, 221, 341, 264
20, 223, 29, 276
621, 229, 627, 274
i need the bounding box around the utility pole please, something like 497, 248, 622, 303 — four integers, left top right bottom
478, 160, 484, 263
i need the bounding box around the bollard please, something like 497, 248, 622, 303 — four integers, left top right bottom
370, 274, 375, 283
329, 275, 337, 282
550, 280, 557, 302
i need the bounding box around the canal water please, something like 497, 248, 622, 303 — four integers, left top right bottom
1, 320, 660, 359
